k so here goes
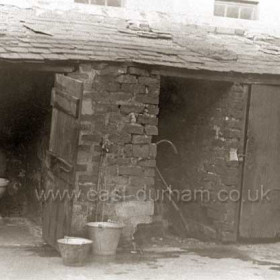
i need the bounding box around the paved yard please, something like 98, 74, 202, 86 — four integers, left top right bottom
1, 242, 280, 280
1, 218, 280, 280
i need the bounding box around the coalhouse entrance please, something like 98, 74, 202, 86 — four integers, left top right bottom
0, 68, 84, 249
157, 76, 280, 242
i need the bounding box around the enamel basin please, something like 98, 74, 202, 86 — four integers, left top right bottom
0, 178, 9, 198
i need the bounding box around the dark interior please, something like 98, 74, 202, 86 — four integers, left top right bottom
0, 69, 53, 224
156, 76, 232, 238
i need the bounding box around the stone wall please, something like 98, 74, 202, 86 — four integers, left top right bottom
69, 63, 160, 240
157, 77, 248, 242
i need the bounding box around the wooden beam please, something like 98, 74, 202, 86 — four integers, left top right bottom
159, 67, 280, 86
0, 62, 76, 73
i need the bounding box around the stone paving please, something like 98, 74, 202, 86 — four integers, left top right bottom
0, 221, 280, 280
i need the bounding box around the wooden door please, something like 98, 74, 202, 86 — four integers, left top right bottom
239, 85, 280, 239
42, 74, 83, 249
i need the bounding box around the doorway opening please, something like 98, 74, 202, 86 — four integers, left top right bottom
156, 76, 247, 242
0, 69, 54, 229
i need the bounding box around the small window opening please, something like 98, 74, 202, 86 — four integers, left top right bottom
214, 0, 259, 20
74, 0, 123, 7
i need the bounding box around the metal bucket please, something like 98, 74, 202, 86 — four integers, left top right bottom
57, 237, 92, 267
87, 222, 124, 256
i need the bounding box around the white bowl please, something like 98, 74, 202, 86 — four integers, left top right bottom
0, 178, 9, 187
57, 237, 93, 246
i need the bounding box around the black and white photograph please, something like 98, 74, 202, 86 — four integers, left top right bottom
0, 0, 280, 279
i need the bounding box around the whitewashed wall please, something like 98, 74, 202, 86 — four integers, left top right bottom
1, 0, 280, 27
125, 0, 173, 13
259, 0, 280, 25
128, 0, 280, 26
172, 0, 214, 18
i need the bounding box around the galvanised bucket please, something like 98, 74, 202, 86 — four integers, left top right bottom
57, 237, 92, 267
87, 222, 123, 256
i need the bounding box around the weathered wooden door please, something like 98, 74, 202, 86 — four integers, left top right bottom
42, 74, 83, 249
239, 85, 280, 239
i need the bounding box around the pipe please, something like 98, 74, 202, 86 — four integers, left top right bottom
156, 139, 178, 155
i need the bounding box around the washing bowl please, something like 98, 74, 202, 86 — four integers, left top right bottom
0, 178, 9, 198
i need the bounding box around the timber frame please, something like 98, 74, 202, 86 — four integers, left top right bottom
1, 61, 280, 86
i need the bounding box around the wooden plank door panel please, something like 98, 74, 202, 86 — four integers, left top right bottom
42, 74, 83, 249
49, 96, 79, 165
239, 85, 280, 239
51, 88, 80, 118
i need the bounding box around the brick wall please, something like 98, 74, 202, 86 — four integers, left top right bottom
68, 63, 160, 240
157, 78, 248, 242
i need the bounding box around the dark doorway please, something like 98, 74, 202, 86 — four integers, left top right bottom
0, 69, 53, 224
156, 76, 246, 242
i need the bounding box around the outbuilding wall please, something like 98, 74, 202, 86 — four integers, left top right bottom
68, 63, 160, 240
61, 62, 250, 243
157, 78, 249, 242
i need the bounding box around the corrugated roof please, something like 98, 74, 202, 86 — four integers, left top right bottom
1, 5, 280, 75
